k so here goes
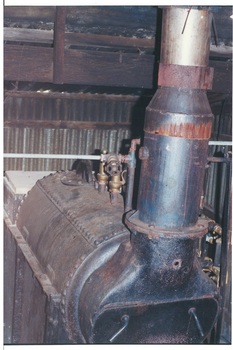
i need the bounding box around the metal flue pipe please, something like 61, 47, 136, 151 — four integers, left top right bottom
137, 7, 214, 229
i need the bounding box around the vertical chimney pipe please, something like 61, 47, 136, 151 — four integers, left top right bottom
160, 7, 211, 67
137, 7, 214, 229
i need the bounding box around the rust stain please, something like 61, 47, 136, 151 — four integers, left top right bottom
153, 122, 212, 139
158, 63, 214, 90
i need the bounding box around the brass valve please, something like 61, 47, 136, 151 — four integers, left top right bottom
105, 154, 122, 176
97, 147, 136, 207
106, 155, 125, 205
109, 174, 123, 194
97, 150, 108, 192
206, 221, 222, 244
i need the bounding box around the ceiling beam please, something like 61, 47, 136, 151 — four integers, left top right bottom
53, 7, 67, 84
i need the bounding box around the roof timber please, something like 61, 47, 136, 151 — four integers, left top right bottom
4, 6, 232, 93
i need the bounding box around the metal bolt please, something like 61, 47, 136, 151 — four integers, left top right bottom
139, 146, 149, 160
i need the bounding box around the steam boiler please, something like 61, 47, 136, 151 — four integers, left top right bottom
4, 6, 222, 344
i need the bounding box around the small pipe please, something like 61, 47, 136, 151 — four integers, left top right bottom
125, 166, 136, 212
4, 141, 231, 161
3, 153, 101, 160
109, 191, 119, 206
188, 307, 204, 337
160, 7, 211, 67
208, 141, 232, 146
207, 156, 232, 163
215, 159, 232, 342
109, 315, 129, 343
124, 139, 140, 212
211, 12, 219, 47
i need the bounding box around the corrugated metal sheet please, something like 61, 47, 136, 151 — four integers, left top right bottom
210, 96, 232, 140
4, 90, 149, 171
4, 91, 146, 123
4, 90, 231, 215
204, 145, 231, 221
4, 127, 131, 171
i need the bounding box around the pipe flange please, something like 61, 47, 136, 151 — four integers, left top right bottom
125, 210, 209, 239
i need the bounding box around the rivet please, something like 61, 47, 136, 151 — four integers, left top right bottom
139, 146, 149, 160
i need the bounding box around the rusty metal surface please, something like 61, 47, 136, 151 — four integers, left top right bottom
90, 300, 218, 344
145, 114, 212, 139
77, 235, 218, 343
136, 85, 214, 229
16, 171, 128, 293
145, 87, 213, 138
158, 64, 214, 90
125, 211, 209, 239
4, 170, 129, 343
137, 134, 209, 228
4, 178, 24, 223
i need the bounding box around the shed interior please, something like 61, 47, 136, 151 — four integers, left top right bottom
3, 5, 232, 345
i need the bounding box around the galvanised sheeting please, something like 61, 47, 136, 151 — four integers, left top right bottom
4, 127, 131, 171
4, 92, 141, 123
212, 111, 232, 140
204, 145, 231, 220
4, 91, 142, 171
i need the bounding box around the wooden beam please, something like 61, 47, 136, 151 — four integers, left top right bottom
4, 44, 155, 88
65, 32, 155, 52
5, 28, 232, 57
4, 42, 232, 93
4, 45, 53, 82
53, 7, 67, 84
4, 119, 131, 130
63, 49, 155, 87
4, 6, 55, 20
4, 27, 155, 52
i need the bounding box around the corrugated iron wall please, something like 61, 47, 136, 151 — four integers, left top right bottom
205, 145, 231, 221
204, 94, 232, 220
4, 127, 131, 171
4, 91, 137, 123
4, 89, 232, 221
4, 90, 148, 171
